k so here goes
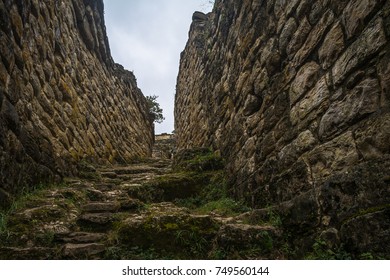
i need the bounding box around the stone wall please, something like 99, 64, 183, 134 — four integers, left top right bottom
0, 0, 154, 205
176, 0, 390, 255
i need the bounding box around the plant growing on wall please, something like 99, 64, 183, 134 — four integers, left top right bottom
146, 95, 165, 124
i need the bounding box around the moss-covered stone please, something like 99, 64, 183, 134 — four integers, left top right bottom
125, 172, 214, 202
173, 148, 224, 172
114, 203, 221, 259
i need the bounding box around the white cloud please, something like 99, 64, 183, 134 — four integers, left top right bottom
104, 0, 213, 134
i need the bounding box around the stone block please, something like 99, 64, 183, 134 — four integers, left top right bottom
287, 17, 311, 59
342, 0, 382, 39
290, 61, 321, 105
278, 130, 317, 166
377, 53, 390, 107
332, 18, 386, 85
279, 17, 298, 54
305, 132, 359, 182
290, 76, 329, 125
340, 210, 390, 255
319, 78, 380, 139
354, 112, 390, 159
318, 22, 345, 69
293, 10, 334, 66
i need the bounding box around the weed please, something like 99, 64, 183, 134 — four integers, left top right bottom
305, 239, 352, 260
268, 209, 282, 227
174, 148, 224, 172
196, 198, 250, 216
209, 249, 227, 260
175, 229, 209, 257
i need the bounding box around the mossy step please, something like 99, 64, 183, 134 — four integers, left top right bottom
92, 183, 118, 192
100, 172, 118, 179
55, 232, 107, 243
82, 202, 120, 213
117, 198, 144, 211
114, 203, 221, 258
77, 213, 118, 231
63, 243, 106, 259
0, 246, 56, 260
125, 172, 211, 203
100, 166, 161, 175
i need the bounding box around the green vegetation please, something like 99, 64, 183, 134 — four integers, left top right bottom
174, 170, 250, 217
196, 198, 250, 216
146, 95, 165, 124
0, 181, 81, 249
1, 183, 56, 237
174, 148, 224, 172
175, 229, 209, 256
305, 239, 352, 260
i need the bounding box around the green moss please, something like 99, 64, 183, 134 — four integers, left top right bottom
129, 172, 214, 202
173, 170, 250, 217
342, 204, 390, 225
174, 149, 224, 172
196, 198, 250, 216
163, 223, 179, 230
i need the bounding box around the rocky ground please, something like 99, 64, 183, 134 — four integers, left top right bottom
0, 152, 286, 260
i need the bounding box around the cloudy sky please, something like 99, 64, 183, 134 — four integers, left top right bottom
104, 0, 213, 134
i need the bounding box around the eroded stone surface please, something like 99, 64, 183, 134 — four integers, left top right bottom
0, 0, 154, 201
175, 0, 390, 258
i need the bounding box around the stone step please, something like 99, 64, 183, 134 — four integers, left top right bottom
55, 232, 107, 243
118, 198, 144, 211
93, 183, 118, 192
100, 172, 118, 179
77, 213, 117, 231
99, 165, 162, 175
82, 202, 120, 213
63, 243, 106, 259
0, 247, 56, 260
85, 188, 107, 201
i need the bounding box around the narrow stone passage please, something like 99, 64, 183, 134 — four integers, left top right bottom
0, 152, 284, 260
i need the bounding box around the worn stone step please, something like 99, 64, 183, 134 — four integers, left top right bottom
77, 213, 117, 230
118, 198, 144, 211
55, 232, 107, 244
111, 166, 160, 175
82, 202, 120, 213
93, 183, 118, 192
85, 188, 107, 201
100, 172, 118, 179
63, 243, 105, 258
0, 247, 56, 260
115, 203, 220, 258
116, 173, 156, 183
101, 178, 124, 185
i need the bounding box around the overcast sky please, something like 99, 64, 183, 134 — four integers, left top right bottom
104, 0, 213, 134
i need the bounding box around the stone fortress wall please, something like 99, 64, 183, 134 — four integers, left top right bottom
175, 0, 390, 253
0, 0, 154, 205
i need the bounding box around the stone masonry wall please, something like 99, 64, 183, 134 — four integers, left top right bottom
176, 0, 390, 255
0, 0, 154, 206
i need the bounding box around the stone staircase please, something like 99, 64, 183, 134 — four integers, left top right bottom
0, 158, 284, 260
